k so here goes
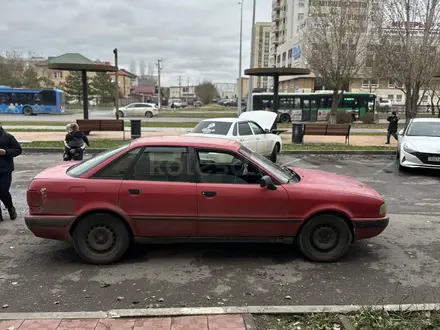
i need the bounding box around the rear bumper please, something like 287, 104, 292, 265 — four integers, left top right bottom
25, 214, 75, 241
352, 217, 389, 240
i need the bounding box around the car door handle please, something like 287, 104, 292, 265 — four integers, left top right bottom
202, 191, 216, 197
239, 138, 244, 142
256, 137, 260, 140
128, 189, 142, 195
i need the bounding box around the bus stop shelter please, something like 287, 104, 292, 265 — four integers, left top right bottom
48, 53, 117, 119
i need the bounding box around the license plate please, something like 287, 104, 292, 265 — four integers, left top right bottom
428, 156, 440, 162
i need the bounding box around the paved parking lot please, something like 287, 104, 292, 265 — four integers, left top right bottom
0, 153, 439, 313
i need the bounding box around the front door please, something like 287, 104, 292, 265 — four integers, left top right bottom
118, 146, 197, 237
237, 121, 258, 151
194, 149, 291, 237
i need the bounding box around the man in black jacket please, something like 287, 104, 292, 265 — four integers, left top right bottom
0, 127, 22, 221
386, 111, 399, 144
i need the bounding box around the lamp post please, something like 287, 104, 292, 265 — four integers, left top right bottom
247, 0, 256, 111
237, 0, 244, 116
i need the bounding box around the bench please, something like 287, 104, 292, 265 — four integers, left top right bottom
303, 124, 351, 144
76, 119, 125, 139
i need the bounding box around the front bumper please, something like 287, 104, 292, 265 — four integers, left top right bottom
400, 149, 440, 169
352, 216, 389, 240
25, 214, 75, 241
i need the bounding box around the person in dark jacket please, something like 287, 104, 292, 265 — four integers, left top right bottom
63, 123, 90, 161
386, 111, 399, 144
0, 126, 22, 221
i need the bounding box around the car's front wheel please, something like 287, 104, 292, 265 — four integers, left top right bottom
297, 213, 352, 262
145, 111, 153, 118
72, 213, 131, 265
118, 110, 124, 118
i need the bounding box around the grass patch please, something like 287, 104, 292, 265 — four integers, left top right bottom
21, 140, 395, 151
159, 111, 235, 118
2, 121, 197, 128
254, 310, 440, 330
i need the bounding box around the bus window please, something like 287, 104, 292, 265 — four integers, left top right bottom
252, 95, 263, 110
311, 98, 319, 109
0, 93, 10, 104
303, 98, 310, 109
280, 97, 293, 110
342, 97, 358, 109
293, 98, 301, 109
40, 90, 56, 106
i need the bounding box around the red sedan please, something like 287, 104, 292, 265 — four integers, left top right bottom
25, 136, 389, 264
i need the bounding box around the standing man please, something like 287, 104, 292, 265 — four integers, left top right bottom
386, 111, 399, 144
0, 126, 22, 221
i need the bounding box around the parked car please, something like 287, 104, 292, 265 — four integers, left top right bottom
397, 118, 440, 171
187, 111, 283, 162
114, 103, 158, 118
194, 101, 204, 107
170, 99, 187, 108
25, 136, 388, 265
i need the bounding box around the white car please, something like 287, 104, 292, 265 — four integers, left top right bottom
114, 103, 159, 118
397, 118, 440, 170
187, 111, 283, 162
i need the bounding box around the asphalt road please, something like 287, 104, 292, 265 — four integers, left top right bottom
0, 154, 439, 313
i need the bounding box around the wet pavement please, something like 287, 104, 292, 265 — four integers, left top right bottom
0, 153, 439, 313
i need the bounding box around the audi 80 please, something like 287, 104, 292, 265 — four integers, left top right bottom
25, 136, 389, 264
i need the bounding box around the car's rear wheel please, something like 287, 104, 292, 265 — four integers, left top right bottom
72, 213, 131, 265
145, 111, 153, 118
118, 110, 124, 118
297, 213, 352, 262
279, 113, 291, 123
269, 143, 280, 162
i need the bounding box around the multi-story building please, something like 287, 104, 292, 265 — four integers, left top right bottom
252, 22, 272, 90
234, 77, 249, 99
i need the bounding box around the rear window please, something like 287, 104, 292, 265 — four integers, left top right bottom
191, 121, 232, 135
67, 144, 130, 177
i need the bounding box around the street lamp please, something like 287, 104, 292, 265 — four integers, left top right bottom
237, 0, 244, 116
247, 0, 256, 112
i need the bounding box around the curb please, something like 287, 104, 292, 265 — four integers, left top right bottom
21, 148, 396, 156
0, 304, 439, 320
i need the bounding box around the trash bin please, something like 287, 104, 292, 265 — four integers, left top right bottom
291, 122, 304, 144
130, 119, 141, 139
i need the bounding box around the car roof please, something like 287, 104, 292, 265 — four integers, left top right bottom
411, 118, 440, 123
199, 117, 253, 123
129, 135, 241, 150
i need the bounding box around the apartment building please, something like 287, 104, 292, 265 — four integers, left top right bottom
252, 22, 272, 90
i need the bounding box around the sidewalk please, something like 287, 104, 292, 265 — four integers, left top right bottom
0, 314, 246, 330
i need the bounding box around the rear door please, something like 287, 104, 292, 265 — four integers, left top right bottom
237, 122, 257, 151
118, 146, 198, 237
248, 121, 270, 155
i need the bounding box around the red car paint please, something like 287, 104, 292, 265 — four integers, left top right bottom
25, 136, 388, 245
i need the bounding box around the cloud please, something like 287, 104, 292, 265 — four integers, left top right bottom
0, 0, 271, 86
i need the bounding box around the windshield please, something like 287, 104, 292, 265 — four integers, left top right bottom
407, 122, 440, 137
67, 144, 130, 177
238, 145, 293, 183
192, 121, 232, 135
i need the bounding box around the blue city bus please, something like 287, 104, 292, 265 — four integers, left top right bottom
0, 86, 65, 115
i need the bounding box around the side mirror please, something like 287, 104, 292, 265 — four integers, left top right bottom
264, 128, 270, 133
398, 129, 404, 136
260, 175, 277, 190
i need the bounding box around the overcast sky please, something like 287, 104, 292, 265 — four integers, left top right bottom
1, 0, 271, 87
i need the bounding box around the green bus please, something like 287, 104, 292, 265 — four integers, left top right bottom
252, 91, 377, 123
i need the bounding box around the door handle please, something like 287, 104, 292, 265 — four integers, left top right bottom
128, 189, 141, 195
202, 191, 216, 197
239, 138, 244, 142
256, 137, 260, 140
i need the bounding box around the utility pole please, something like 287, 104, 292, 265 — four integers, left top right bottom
113, 48, 119, 120
238, 0, 244, 115
247, 0, 256, 111
187, 77, 190, 104
156, 59, 162, 109
178, 76, 182, 99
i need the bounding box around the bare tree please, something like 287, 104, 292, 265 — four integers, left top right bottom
304, 0, 377, 123
195, 81, 218, 104
129, 59, 137, 75
0, 50, 42, 88
374, 0, 440, 121
147, 62, 154, 77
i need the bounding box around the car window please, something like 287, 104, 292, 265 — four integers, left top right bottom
406, 122, 440, 137
135, 104, 145, 108
126, 104, 135, 108
238, 122, 253, 136
92, 148, 141, 179
191, 121, 232, 135
130, 147, 190, 182
67, 144, 131, 178
196, 149, 263, 184
249, 122, 265, 134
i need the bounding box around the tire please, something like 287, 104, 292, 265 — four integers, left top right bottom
297, 213, 352, 262
145, 111, 153, 118
269, 143, 280, 162
118, 110, 124, 118
22, 106, 33, 116
72, 213, 131, 265
279, 113, 291, 123
384, 105, 390, 111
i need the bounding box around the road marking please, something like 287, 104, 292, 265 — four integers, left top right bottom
282, 158, 305, 166
372, 161, 395, 176
1, 304, 439, 320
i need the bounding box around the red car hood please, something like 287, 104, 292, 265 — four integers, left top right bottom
293, 167, 382, 198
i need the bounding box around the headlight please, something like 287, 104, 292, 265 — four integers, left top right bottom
403, 144, 416, 154
379, 203, 387, 217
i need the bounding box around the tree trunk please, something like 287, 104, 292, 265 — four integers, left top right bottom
328, 89, 339, 124
431, 91, 435, 115
405, 86, 420, 122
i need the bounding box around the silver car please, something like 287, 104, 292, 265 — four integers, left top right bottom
397, 118, 440, 170
114, 103, 159, 118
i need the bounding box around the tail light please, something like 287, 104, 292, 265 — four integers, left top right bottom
27, 190, 43, 207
